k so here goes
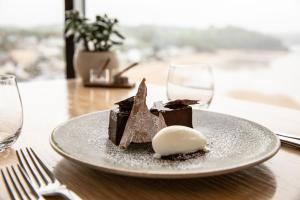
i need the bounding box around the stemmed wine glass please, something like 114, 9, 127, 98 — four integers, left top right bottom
167, 64, 214, 108
0, 75, 23, 152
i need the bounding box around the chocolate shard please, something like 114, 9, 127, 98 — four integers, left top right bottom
164, 99, 199, 109
115, 96, 135, 112
119, 79, 167, 149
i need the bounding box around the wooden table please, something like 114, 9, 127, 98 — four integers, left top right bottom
1, 79, 300, 200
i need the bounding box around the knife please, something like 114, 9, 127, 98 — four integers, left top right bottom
276, 132, 300, 149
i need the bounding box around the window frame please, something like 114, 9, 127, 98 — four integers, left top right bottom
64, 0, 85, 79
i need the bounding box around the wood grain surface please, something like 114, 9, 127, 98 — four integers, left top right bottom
0, 79, 300, 200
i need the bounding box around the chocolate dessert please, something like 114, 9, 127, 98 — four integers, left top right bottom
150, 99, 198, 128
108, 96, 134, 145
108, 79, 166, 148
107, 78, 207, 159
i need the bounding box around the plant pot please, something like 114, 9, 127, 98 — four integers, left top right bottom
74, 51, 119, 83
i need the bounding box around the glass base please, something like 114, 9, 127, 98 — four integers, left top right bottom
0, 135, 19, 152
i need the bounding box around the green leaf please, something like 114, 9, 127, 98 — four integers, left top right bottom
113, 30, 125, 39
110, 40, 123, 45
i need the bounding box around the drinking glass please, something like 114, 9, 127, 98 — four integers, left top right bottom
0, 75, 23, 152
167, 64, 214, 108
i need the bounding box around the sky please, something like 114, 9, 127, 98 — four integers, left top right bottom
0, 0, 299, 34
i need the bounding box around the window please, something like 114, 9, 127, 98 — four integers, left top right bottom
1, 0, 300, 109
85, 0, 300, 109
0, 0, 64, 81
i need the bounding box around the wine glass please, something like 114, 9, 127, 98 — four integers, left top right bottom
167, 64, 214, 108
0, 75, 23, 152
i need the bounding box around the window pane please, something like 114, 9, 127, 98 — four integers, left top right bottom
0, 0, 64, 81
86, 0, 300, 109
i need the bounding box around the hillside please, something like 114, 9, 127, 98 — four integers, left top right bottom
122, 25, 288, 52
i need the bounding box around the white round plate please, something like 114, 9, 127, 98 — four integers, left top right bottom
50, 110, 280, 179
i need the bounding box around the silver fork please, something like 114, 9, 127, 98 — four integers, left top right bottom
1, 165, 45, 200
16, 148, 81, 200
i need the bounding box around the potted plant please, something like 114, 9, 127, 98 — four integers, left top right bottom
65, 10, 125, 82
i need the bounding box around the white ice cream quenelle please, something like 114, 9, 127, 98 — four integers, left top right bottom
152, 125, 208, 158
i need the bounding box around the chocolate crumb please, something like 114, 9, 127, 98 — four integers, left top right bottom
160, 150, 206, 161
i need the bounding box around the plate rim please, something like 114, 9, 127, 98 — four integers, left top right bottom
50, 109, 281, 179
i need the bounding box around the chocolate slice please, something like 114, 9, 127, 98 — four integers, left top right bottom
119, 79, 166, 149
108, 96, 134, 145
150, 99, 198, 128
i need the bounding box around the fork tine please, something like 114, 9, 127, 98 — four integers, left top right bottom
11, 165, 31, 200
2, 165, 45, 200
16, 150, 26, 173
5, 167, 23, 199
17, 164, 40, 199
1, 169, 17, 200
29, 147, 55, 182
17, 148, 42, 187
25, 148, 49, 185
